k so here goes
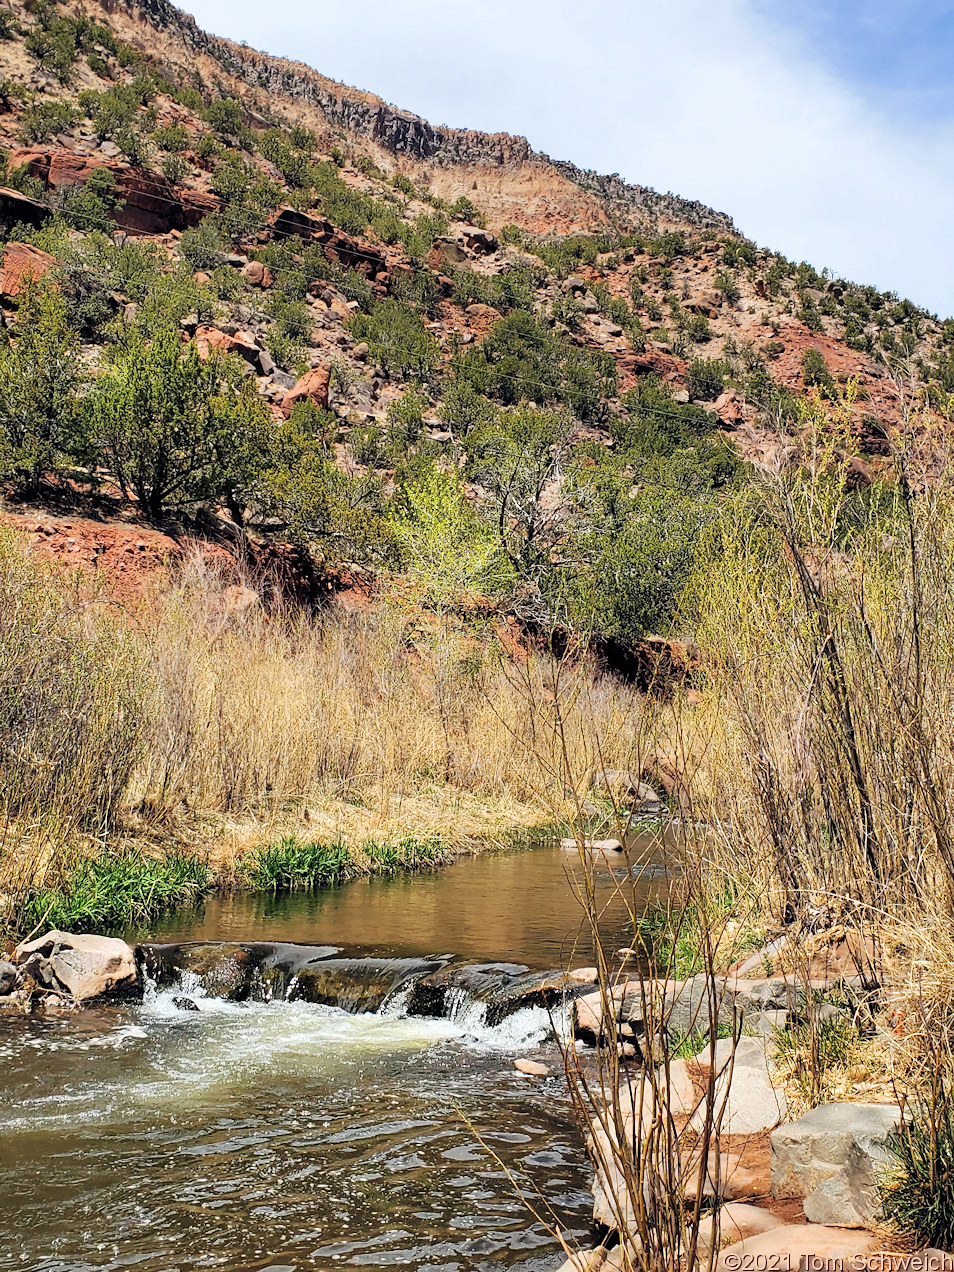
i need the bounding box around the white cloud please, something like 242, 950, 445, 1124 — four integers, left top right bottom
180, 0, 954, 315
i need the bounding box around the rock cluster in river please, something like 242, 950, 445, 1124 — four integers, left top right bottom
1, 930, 140, 1009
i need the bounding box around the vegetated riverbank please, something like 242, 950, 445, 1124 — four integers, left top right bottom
0, 520, 650, 940
542, 418, 954, 1268
17, 824, 569, 938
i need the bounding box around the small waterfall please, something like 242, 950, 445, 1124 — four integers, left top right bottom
138, 941, 585, 1043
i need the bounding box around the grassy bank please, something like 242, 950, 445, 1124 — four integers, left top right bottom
0, 531, 635, 938
18, 826, 560, 937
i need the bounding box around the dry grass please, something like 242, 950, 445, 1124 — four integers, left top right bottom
0, 542, 650, 924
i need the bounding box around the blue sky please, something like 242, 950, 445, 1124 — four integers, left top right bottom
180, 0, 954, 317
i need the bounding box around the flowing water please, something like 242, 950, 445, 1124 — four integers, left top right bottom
0, 839, 672, 1272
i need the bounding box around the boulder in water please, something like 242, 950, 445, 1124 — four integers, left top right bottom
14, 930, 139, 1002
514, 1058, 550, 1077
0, 959, 20, 994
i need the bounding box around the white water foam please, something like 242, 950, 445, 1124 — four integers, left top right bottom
142, 968, 561, 1056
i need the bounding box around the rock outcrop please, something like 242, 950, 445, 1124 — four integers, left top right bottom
0, 240, 55, 298
13, 930, 140, 1002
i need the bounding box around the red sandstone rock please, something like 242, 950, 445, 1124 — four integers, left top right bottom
195, 325, 241, 359
714, 390, 744, 428
0, 241, 55, 297
282, 364, 331, 413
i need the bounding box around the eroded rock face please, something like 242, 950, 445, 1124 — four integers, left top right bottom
771, 1101, 902, 1228
0, 241, 55, 298
13, 930, 139, 1002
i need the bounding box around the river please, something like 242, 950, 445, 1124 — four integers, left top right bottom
0, 838, 670, 1272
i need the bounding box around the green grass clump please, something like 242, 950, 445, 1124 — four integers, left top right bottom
240, 833, 451, 892
880, 1081, 954, 1249
635, 889, 767, 979
772, 1012, 862, 1105
22, 851, 211, 934
361, 834, 450, 874
241, 837, 352, 891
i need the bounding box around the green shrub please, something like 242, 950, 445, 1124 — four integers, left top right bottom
203, 97, 245, 139
714, 269, 741, 305
179, 218, 228, 271
0, 283, 86, 489
448, 194, 482, 224
160, 152, 189, 187
58, 166, 123, 232
687, 357, 730, 401
86, 328, 271, 519
349, 299, 440, 380
19, 98, 77, 142
392, 172, 417, 198
801, 347, 835, 395
152, 123, 189, 152
647, 230, 688, 262
26, 16, 80, 82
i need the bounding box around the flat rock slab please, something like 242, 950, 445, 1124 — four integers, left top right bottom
690, 1035, 788, 1135
717, 1223, 878, 1270
772, 1102, 902, 1228
698, 1202, 786, 1255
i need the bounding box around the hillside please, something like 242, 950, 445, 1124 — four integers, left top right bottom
0, 0, 948, 621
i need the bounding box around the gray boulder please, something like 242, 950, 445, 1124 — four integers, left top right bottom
0, 959, 19, 994
771, 1102, 902, 1228
14, 930, 139, 1002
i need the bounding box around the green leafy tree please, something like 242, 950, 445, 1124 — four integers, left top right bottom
390, 462, 504, 602
0, 283, 85, 489
86, 329, 270, 519
576, 486, 711, 641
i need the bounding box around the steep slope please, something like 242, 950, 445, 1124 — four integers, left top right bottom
3, 0, 737, 238
0, 0, 948, 637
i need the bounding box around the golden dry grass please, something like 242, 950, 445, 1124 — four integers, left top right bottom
0, 541, 658, 914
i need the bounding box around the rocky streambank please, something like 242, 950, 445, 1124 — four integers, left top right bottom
555, 949, 934, 1272
1, 929, 941, 1269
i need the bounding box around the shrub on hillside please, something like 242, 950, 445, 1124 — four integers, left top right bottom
86, 329, 271, 519
687, 357, 730, 401
0, 283, 86, 489
348, 300, 440, 381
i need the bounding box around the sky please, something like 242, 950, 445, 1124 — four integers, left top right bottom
178, 0, 954, 318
